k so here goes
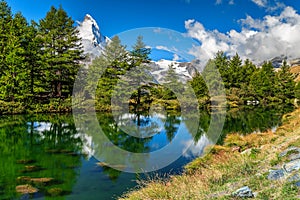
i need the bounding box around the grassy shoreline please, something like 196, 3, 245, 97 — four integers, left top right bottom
120, 107, 300, 199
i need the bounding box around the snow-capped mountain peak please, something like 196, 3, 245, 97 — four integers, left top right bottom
77, 14, 104, 45
77, 14, 108, 59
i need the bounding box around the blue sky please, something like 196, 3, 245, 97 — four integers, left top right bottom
5, 0, 298, 36
5, 0, 300, 63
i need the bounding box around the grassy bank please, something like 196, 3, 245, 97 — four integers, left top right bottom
120, 107, 300, 199
0, 98, 72, 115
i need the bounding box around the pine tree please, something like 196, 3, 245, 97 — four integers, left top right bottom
163, 64, 184, 100
0, 1, 13, 100
131, 35, 151, 66
90, 36, 129, 110
202, 59, 225, 97
0, 5, 29, 101
0, 1, 12, 66
214, 51, 229, 89
128, 36, 152, 111
241, 59, 257, 84
38, 6, 84, 98
228, 53, 242, 88
275, 60, 295, 102
250, 62, 276, 101
189, 72, 208, 98
240, 59, 257, 99
23, 21, 44, 97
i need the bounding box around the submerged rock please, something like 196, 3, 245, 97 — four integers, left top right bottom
16, 184, 38, 194
17, 176, 53, 185
232, 186, 254, 198
30, 177, 53, 184
47, 187, 64, 197
268, 169, 285, 180
21, 165, 44, 173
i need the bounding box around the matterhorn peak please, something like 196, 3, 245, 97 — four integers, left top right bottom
77, 14, 108, 59
77, 14, 106, 46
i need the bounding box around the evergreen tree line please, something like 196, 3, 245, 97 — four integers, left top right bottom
86, 34, 189, 112
0, 1, 84, 113
190, 52, 299, 106
87, 35, 153, 111
91, 38, 299, 111
1, 0, 299, 114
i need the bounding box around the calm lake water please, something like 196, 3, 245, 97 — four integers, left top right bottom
0, 106, 293, 199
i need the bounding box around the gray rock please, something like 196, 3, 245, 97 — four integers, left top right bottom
283, 160, 300, 173
288, 173, 300, 182
295, 182, 300, 187
232, 186, 254, 198
268, 169, 285, 180
288, 153, 300, 161
279, 146, 300, 157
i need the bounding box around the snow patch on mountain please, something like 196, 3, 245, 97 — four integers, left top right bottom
148, 59, 197, 83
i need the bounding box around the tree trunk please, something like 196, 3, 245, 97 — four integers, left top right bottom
56, 70, 62, 97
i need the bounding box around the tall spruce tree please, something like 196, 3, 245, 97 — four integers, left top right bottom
214, 51, 229, 89
23, 21, 43, 97
38, 6, 84, 98
228, 53, 242, 88
275, 60, 295, 101
90, 36, 129, 110
163, 64, 184, 100
239, 59, 257, 99
129, 36, 152, 110
0, 3, 29, 101
189, 71, 208, 98
250, 62, 276, 101
131, 35, 151, 66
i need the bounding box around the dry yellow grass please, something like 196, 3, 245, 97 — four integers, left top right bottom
290, 65, 300, 82
120, 108, 300, 200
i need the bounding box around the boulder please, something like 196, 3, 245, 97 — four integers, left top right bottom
283, 160, 300, 173
279, 147, 300, 157
288, 153, 300, 161
232, 186, 254, 198
268, 169, 285, 180
288, 173, 300, 182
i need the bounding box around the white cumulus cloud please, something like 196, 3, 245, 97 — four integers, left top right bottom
185, 6, 300, 65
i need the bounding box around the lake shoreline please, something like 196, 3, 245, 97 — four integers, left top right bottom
0, 96, 295, 116
120, 107, 300, 199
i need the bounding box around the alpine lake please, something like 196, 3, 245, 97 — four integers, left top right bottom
0, 105, 294, 199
